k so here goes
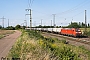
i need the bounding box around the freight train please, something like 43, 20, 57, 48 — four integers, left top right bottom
26, 28, 82, 37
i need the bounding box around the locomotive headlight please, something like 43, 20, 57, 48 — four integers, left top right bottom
78, 30, 80, 31
76, 32, 81, 33
79, 32, 81, 33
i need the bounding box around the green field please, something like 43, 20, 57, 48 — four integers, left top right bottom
7, 30, 90, 60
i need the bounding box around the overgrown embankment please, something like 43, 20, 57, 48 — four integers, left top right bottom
80, 28, 90, 36
8, 30, 90, 60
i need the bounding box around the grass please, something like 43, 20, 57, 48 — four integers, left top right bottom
7, 30, 90, 60
80, 28, 90, 32
80, 28, 90, 36
0, 30, 15, 39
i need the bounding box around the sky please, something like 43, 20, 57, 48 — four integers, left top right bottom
0, 0, 90, 27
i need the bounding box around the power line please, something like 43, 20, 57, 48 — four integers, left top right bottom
72, 11, 84, 17
56, 11, 84, 21
51, 20, 52, 27
41, 19, 42, 26
0, 16, 6, 28
26, 0, 35, 28
28, 0, 35, 8
28, 0, 31, 8
25, 9, 32, 29
85, 10, 87, 35
24, 20, 27, 27
8, 19, 9, 27
56, 0, 89, 15
34, 21, 36, 27
52, 14, 56, 27
31, 0, 34, 7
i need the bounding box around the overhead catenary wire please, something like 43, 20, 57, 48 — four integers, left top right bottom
30, 10, 53, 20
32, 10, 84, 27
28, 0, 35, 8
72, 11, 84, 18
27, 0, 90, 27
31, 0, 89, 22
30, 0, 34, 8
30, 0, 89, 20
26, 0, 35, 28
56, 11, 84, 20
28, 0, 31, 8
0, 16, 6, 28
56, 0, 89, 15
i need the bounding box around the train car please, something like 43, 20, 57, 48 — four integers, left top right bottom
34, 28, 37, 30
52, 28, 62, 34
52, 28, 57, 33
25, 28, 30, 30
56, 28, 62, 34
43, 28, 48, 32
37, 28, 41, 31
61, 28, 82, 37
36, 28, 39, 31
41, 28, 43, 31
48, 28, 53, 33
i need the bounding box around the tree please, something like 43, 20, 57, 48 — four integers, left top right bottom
88, 23, 90, 27
15, 25, 21, 29
21, 26, 26, 29
6, 26, 15, 30
0, 25, 2, 29
79, 22, 81, 26
81, 22, 85, 27
67, 22, 81, 28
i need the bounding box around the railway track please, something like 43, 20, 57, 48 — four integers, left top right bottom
42, 32, 90, 50
53, 34, 90, 44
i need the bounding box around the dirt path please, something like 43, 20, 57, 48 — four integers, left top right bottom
0, 30, 21, 59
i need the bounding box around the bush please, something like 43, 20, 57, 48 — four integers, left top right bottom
15, 25, 21, 30
6, 26, 15, 30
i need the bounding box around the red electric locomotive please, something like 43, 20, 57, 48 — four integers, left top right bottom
61, 28, 82, 37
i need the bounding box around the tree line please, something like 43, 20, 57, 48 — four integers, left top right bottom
0, 22, 90, 30
35, 22, 90, 28
0, 25, 26, 30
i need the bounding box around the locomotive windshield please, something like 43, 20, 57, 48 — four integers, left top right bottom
75, 29, 81, 32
